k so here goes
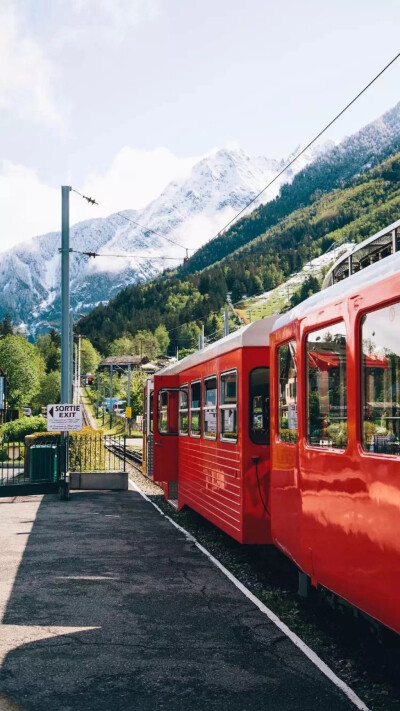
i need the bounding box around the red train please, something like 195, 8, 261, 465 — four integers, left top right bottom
142, 248, 400, 635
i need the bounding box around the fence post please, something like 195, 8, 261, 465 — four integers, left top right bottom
123, 436, 127, 472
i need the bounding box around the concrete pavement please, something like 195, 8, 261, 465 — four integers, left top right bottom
0, 490, 365, 711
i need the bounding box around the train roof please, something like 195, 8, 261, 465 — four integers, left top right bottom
273, 250, 400, 331
158, 315, 279, 376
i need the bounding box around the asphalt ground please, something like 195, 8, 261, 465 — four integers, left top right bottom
0, 490, 366, 711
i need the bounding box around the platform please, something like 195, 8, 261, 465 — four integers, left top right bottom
0, 489, 365, 710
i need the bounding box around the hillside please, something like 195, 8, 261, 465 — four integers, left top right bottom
77, 151, 400, 354
0, 145, 324, 335
180, 101, 400, 274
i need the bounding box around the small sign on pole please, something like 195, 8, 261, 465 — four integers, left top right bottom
125, 406, 132, 419
47, 404, 83, 432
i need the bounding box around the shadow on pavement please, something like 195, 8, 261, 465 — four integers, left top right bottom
0, 491, 358, 711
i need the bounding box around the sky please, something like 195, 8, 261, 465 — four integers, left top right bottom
1, 0, 400, 252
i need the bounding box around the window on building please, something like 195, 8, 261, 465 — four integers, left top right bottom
278, 341, 297, 443
204, 376, 217, 439
361, 302, 400, 455
249, 368, 269, 444
220, 370, 238, 442
179, 385, 189, 435
306, 322, 347, 449
190, 381, 201, 436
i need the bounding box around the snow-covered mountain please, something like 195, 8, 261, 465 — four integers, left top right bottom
2, 98, 400, 336
0, 143, 328, 335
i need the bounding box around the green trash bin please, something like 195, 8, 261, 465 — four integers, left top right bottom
29, 445, 58, 483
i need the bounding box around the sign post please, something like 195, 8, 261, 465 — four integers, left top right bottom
47, 404, 83, 432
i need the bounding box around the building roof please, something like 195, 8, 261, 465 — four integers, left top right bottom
99, 355, 148, 368
157, 316, 279, 377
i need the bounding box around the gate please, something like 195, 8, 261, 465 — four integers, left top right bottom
0, 434, 126, 497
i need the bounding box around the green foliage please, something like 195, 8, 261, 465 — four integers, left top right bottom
0, 335, 43, 408
289, 276, 321, 309
154, 324, 170, 355
1, 416, 47, 440
80, 338, 101, 374
0, 314, 13, 336
109, 336, 135, 356
77, 151, 400, 353
131, 330, 159, 360
36, 329, 61, 373
34, 370, 61, 408
129, 372, 147, 418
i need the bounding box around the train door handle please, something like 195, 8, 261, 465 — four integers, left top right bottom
154, 442, 162, 446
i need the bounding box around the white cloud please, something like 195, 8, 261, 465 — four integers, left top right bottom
0, 0, 63, 128
54, 0, 159, 43
0, 146, 201, 253
81, 146, 199, 212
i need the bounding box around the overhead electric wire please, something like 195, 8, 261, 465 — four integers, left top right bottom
204, 51, 400, 244
71, 249, 186, 260
70, 187, 193, 252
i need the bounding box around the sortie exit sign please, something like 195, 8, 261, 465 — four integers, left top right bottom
47, 404, 83, 432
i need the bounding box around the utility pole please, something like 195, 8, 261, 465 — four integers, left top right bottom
109, 364, 113, 430
60, 185, 71, 498
224, 307, 229, 337
61, 186, 71, 404
96, 372, 100, 418
127, 363, 131, 436
69, 309, 74, 402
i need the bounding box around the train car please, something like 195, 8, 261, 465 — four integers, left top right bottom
270, 251, 400, 634
146, 317, 277, 543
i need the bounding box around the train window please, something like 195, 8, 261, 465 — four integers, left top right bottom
179, 385, 189, 435
190, 381, 201, 436
158, 390, 168, 433
277, 341, 297, 443
249, 368, 269, 445
361, 302, 400, 455
220, 370, 237, 442
149, 392, 154, 433
306, 323, 347, 449
157, 389, 178, 435
204, 376, 217, 439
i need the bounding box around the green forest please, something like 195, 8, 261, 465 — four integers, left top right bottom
78, 151, 400, 354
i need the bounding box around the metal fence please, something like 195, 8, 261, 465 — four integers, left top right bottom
0, 434, 126, 495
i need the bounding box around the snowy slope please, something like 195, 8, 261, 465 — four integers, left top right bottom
0, 144, 328, 334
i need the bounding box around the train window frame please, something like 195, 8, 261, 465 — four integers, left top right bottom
276, 340, 298, 444
359, 299, 400, 458
304, 319, 348, 452
179, 384, 189, 436
190, 380, 202, 438
249, 367, 270, 445
157, 388, 179, 436
149, 391, 154, 434
203, 375, 218, 440
219, 369, 238, 443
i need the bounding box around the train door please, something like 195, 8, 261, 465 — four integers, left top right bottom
153, 374, 179, 483
142, 378, 154, 477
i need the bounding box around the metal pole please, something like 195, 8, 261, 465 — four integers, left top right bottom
69, 309, 73, 402
102, 384, 105, 426
96, 372, 100, 418
60, 185, 71, 496
127, 364, 131, 408
109, 364, 113, 429
224, 307, 229, 337
61, 186, 71, 404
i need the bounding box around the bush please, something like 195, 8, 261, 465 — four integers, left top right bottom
1, 416, 47, 441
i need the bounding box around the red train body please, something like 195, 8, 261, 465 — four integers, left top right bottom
143, 250, 400, 635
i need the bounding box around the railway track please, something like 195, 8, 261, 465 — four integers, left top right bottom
106, 439, 143, 468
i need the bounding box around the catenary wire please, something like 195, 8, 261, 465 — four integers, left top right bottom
202, 51, 400, 244
70, 188, 193, 252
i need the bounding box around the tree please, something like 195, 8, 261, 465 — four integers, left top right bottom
0, 335, 43, 408
154, 325, 170, 355
0, 314, 13, 336
132, 330, 159, 360
80, 338, 101, 374
177, 322, 200, 350
36, 331, 61, 373
109, 336, 135, 356
129, 372, 147, 418
34, 371, 61, 407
